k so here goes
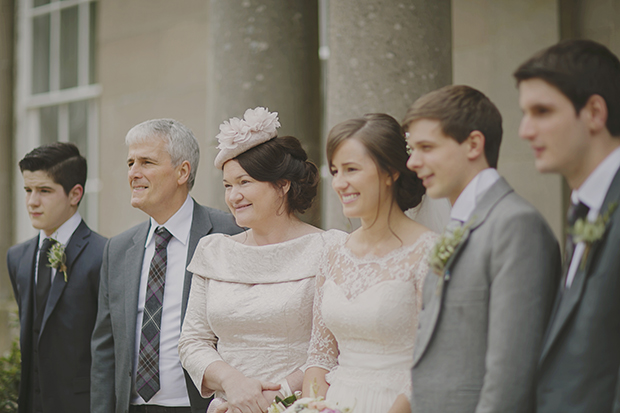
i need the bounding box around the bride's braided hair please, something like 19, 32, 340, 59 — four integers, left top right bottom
326, 113, 425, 211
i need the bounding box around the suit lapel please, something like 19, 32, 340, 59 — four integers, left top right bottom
181, 200, 213, 323
540, 166, 620, 363
125, 222, 150, 349
413, 178, 514, 367
40, 221, 91, 334
17, 238, 38, 340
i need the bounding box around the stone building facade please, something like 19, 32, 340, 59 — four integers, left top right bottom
0, 0, 619, 351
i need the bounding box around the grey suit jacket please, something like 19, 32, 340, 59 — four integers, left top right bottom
8, 220, 107, 413
90, 201, 242, 413
410, 177, 561, 413
537, 166, 620, 413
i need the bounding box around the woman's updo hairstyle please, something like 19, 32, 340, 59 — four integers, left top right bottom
234, 136, 319, 214
326, 113, 425, 211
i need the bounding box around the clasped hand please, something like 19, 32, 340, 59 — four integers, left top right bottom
219, 375, 281, 413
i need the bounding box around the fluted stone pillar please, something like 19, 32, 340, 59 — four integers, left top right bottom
322, 0, 452, 230
0, 0, 16, 354
205, 0, 321, 224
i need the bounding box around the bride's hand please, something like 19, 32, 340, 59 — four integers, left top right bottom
221, 374, 280, 413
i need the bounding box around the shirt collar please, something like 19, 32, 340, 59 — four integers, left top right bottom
38, 211, 82, 247
571, 146, 620, 216
451, 168, 501, 223
145, 195, 194, 248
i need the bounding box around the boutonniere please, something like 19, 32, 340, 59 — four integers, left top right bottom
570, 202, 618, 270
47, 240, 68, 282
429, 219, 474, 276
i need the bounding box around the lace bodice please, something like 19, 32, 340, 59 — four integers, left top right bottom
178, 231, 340, 398
306, 230, 438, 396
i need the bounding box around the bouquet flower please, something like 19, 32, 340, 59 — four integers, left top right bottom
268, 396, 352, 413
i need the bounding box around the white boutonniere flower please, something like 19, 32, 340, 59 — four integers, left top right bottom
570, 202, 617, 270
429, 219, 474, 276
47, 241, 68, 282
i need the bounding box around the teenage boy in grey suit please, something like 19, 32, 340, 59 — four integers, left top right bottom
404, 85, 560, 413
8, 142, 107, 413
90, 119, 242, 413
516, 39, 620, 413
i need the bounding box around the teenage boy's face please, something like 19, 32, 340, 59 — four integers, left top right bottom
407, 119, 472, 205
23, 170, 80, 236
518, 78, 589, 178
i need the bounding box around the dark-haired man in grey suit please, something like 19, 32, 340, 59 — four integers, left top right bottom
516, 39, 620, 413
404, 85, 560, 413
91, 119, 242, 413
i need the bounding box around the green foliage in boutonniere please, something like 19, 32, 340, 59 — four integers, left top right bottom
47, 241, 68, 282
429, 219, 474, 276
570, 202, 618, 270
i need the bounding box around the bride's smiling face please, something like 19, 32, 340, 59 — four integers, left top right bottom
330, 138, 393, 221
222, 160, 286, 229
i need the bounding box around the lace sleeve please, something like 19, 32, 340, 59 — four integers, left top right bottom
178, 273, 223, 398
304, 245, 339, 372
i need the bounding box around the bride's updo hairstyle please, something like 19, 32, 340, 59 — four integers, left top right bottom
326, 113, 425, 211
234, 136, 319, 214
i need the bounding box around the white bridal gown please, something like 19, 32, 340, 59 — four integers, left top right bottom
307, 230, 438, 413
178, 231, 338, 399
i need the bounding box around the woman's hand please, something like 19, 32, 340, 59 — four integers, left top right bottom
261, 389, 283, 405
221, 372, 280, 413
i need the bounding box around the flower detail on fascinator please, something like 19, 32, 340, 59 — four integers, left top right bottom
214, 107, 281, 169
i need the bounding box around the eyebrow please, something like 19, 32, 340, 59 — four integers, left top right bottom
223, 173, 251, 182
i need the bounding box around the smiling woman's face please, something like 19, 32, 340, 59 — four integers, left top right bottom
222, 159, 286, 229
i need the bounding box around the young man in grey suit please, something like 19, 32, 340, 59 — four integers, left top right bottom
516, 39, 620, 413
8, 142, 107, 413
90, 119, 242, 413
404, 85, 561, 413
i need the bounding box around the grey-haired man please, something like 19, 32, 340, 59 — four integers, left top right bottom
91, 119, 242, 413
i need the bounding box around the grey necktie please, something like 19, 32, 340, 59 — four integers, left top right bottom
136, 226, 173, 402
562, 201, 590, 285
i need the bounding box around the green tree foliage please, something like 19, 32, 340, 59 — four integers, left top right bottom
0, 340, 20, 413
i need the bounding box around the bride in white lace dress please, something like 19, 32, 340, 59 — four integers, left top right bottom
179, 108, 330, 413
303, 114, 439, 413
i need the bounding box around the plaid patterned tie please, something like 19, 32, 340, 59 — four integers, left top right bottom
136, 226, 173, 402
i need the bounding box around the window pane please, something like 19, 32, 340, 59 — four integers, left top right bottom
69, 100, 88, 155
40, 105, 58, 145
89, 1, 97, 84
60, 6, 79, 89
34, 0, 51, 7
32, 14, 51, 94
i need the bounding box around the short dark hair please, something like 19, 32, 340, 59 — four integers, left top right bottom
326, 113, 425, 212
19, 142, 87, 199
514, 39, 620, 136
235, 136, 319, 215
402, 85, 503, 168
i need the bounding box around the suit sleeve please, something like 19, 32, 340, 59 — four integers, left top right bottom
613, 366, 620, 413
475, 211, 561, 413
6, 250, 20, 307
178, 273, 223, 398
90, 240, 116, 413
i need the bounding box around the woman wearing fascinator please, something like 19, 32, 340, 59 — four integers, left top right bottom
302, 114, 441, 413
178, 107, 336, 413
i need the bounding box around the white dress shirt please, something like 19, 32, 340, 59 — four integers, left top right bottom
36, 211, 82, 284
565, 146, 620, 288
131, 195, 194, 406
450, 168, 501, 223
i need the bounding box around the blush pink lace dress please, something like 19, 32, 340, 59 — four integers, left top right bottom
306, 230, 438, 413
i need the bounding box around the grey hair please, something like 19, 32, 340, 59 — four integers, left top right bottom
125, 118, 200, 190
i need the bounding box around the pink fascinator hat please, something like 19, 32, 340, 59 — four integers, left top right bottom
214, 107, 281, 169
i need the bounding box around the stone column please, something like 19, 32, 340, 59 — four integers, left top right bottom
205, 0, 321, 224
322, 0, 452, 230
0, 0, 16, 354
